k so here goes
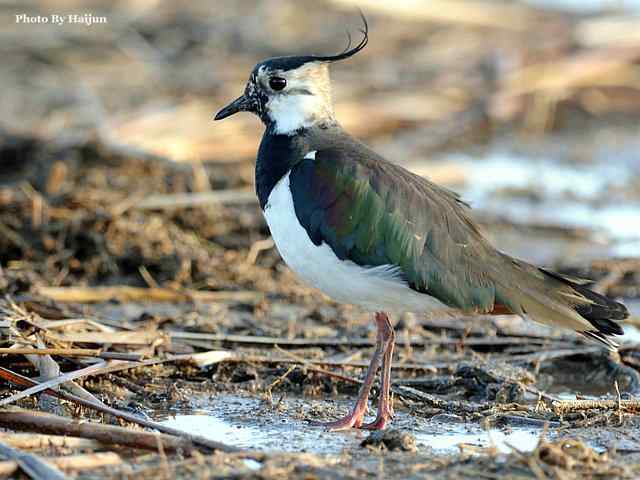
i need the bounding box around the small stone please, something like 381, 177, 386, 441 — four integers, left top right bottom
495, 381, 526, 403
430, 413, 464, 423
361, 429, 417, 452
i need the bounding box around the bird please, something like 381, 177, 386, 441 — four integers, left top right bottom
214, 14, 628, 431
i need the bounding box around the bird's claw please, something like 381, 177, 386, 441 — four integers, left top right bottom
309, 412, 364, 431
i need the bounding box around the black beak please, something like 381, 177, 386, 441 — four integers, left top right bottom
214, 95, 252, 120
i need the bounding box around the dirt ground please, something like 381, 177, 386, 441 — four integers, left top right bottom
1, 0, 640, 478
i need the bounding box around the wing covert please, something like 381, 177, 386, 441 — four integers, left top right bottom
288, 145, 503, 313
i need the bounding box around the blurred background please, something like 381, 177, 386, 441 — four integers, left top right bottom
1, 0, 639, 304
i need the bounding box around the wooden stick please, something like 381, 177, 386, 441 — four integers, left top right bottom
169, 331, 561, 348
44, 331, 163, 346
0, 452, 121, 476
505, 346, 602, 364
0, 460, 19, 477
552, 399, 640, 414
0, 433, 100, 450
0, 367, 242, 454
47, 452, 122, 472
36, 286, 263, 305
184, 350, 450, 370
1, 353, 208, 382
0, 362, 108, 407
0, 348, 143, 361
184, 346, 594, 372
0, 411, 194, 453
0, 440, 67, 480
273, 346, 361, 385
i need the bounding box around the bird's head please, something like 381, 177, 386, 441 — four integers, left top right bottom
214, 14, 368, 135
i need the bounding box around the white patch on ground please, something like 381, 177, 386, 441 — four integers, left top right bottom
417, 427, 543, 454
263, 171, 449, 313
156, 394, 582, 456
161, 411, 545, 454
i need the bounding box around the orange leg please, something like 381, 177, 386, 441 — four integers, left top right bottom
361, 314, 395, 430
312, 312, 395, 431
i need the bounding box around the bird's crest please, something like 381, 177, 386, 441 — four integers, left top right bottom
311, 11, 368, 64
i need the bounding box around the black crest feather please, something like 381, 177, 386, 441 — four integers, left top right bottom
312, 10, 368, 63
255, 12, 369, 73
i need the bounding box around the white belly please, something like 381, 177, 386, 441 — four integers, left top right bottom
263, 171, 448, 313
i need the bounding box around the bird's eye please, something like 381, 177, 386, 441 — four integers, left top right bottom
269, 77, 287, 91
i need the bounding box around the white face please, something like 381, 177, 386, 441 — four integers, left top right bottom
256, 63, 334, 135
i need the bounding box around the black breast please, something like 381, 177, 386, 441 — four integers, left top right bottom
255, 131, 309, 209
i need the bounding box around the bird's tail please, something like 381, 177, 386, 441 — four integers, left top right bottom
494, 259, 627, 351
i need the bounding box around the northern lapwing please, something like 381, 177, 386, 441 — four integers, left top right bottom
214, 14, 628, 431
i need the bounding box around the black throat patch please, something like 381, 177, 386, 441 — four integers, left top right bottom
255, 131, 310, 210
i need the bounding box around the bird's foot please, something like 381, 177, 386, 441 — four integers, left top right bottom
360, 409, 393, 430
311, 402, 394, 431
310, 405, 367, 431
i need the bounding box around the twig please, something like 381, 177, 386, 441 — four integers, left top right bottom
184, 348, 451, 371
522, 385, 561, 403
0, 411, 195, 453
0, 362, 108, 407
0, 453, 121, 477
169, 331, 562, 348
552, 398, 640, 414
264, 365, 297, 401
506, 346, 603, 364
0, 433, 100, 450
0, 367, 246, 454
186, 347, 590, 373
37, 286, 263, 304
486, 414, 560, 428
0, 348, 143, 361
43, 330, 164, 346
0, 440, 67, 480
273, 345, 361, 385
592, 261, 640, 294
44, 452, 122, 472
138, 265, 159, 289
615, 380, 623, 425
244, 238, 275, 265
392, 385, 487, 413
1, 300, 105, 405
